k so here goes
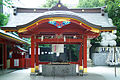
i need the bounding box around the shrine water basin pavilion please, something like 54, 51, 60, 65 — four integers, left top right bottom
1, 1, 116, 74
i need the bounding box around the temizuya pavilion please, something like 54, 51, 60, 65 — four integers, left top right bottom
1, 1, 116, 74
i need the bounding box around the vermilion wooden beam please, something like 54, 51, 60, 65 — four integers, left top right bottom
31, 35, 35, 68
38, 62, 79, 64
36, 43, 39, 66
86, 33, 100, 37
36, 42, 82, 44
79, 43, 83, 68
25, 19, 91, 32
32, 29, 84, 35
3, 43, 7, 69
39, 62, 50, 64
70, 19, 91, 30
83, 35, 87, 70
0, 37, 24, 45
35, 38, 83, 44
0, 40, 5, 43
26, 19, 49, 30
19, 33, 84, 38
19, 30, 99, 38
69, 62, 79, 64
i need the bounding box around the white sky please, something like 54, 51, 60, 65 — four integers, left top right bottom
17, 0, 79, 8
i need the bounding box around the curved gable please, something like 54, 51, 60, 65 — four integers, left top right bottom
17, 11, 102, 33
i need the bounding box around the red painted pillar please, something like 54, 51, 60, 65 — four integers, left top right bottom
83, 35, 87, 73
79, 43, 83, 71
3, 43, 7, 69
35, 43, 39, 72
31, 35, 35, 73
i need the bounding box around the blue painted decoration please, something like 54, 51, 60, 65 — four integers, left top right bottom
48, 21, 71, 28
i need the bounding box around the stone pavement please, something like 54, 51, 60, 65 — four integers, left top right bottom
0, 69, 16, 75
0, 66, 120, 80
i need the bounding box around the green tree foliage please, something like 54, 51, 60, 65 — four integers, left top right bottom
106, 0, 120, 46
78, 0, 120, 46
0, 13, 9, 26
0, 0, 12, 27
91, 35, 102, 46
77, 0, 105, 8
0, 0, 12, 8
65, 44, 79, 60
43, 0, 58, 8
77, 0, 105, 46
